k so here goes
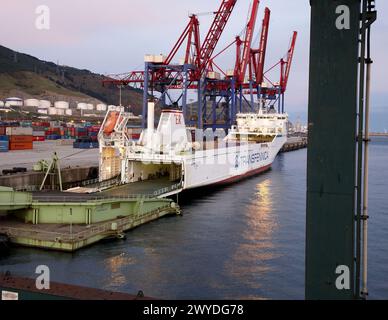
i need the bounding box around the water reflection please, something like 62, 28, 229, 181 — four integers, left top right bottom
104, 252, 136, 288
226, 178, 280, 293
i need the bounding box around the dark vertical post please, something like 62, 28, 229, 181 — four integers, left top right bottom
198, 78, 204, 129
306, 0, 361, 299
231, 79, 236, 124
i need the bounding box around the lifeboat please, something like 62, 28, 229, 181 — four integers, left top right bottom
103, 111, 119, 135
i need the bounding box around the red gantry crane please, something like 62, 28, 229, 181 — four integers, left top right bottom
280, 31, 298, 94
251, 7, 270, 85
234, 0, 260, 85
102, 0, 297, 129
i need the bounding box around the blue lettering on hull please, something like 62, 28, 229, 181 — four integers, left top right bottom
235, 151, 269, 168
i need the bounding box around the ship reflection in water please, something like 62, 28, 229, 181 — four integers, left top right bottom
1, 138, 388, 299
225, 179, 280, 299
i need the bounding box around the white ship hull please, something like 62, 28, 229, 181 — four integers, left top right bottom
122, 135, 286, 191
99, 104, 288, 195
182, 136, 285, 189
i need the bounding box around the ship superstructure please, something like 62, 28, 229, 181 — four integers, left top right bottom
98, 103, 287, 194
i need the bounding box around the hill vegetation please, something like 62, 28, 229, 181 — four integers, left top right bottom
0, 45, 143, 114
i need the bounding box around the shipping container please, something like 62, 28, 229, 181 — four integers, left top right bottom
5, 127, 33, 136
9, 142, 33, 151
9, 135, 33, 143
0, 135, 9, 141
73, 141, 99, 149
46, 134, 62, 140
0, 140, 9, 152
33, 136, 46, 142
33, 131, 46, 137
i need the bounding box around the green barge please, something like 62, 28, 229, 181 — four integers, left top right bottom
0, 186, 180, 252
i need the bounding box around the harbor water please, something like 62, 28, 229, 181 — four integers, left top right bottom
1, 137, 387, 299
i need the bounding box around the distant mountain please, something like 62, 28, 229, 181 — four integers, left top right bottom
0, 45, 143, 114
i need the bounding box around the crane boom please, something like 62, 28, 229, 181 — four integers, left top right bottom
254, 7, 270, 85
235, 0, 260, 84
199, 0, 237, 74
280, 31, 298, 93
165, 15, 201, 66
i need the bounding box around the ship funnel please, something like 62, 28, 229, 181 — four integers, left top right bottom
147, 101, 155, 141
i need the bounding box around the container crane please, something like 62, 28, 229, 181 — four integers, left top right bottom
251, 7, 270, 85
102, 0, 297, 130
199, 0, 237, 75
280, 31, 298, 93
234, 0, 260, 84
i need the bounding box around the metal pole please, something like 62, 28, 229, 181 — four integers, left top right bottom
55, 153, 63, 192
40, 159, 54, 191
119, 85, 122, 107
70, 208, 73, 240
355, 0, 368, 298
361, 59, 371, 298
361, 15, 374, 297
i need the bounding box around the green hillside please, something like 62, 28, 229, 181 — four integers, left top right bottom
0, 45, 143, 113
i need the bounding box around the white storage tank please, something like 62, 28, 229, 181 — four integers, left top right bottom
96, 104, 107, 112
56, 108, 65, 116
65, 109, 73, 116
48, 107, 57, 115
54, 101, 69, 109
87, 103, 94, 110
38, 109, 48, 114
0, 101, 4, 107
77, 103, 88, 110
24, 99, 40, 108
5, 97, 23, 107
39, 100, 51, 109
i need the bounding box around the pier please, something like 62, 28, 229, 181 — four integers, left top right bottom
281, 137, 308, 153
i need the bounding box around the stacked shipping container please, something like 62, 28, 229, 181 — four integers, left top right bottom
6, 127, 33, 151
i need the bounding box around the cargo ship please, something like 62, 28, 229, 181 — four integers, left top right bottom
98, 103, 288, 195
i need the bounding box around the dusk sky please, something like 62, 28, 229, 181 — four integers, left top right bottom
1, 1, 387, 129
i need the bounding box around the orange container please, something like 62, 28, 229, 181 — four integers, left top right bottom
9, 142, 33, 151
9, 135, 33, 143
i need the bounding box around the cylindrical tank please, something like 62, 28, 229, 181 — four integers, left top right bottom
56, 108, 65, 116
24, 99, 40, 108
54, 101, 69, 109
5, 97, 23, 107
48, 107, 57, 115
38, 109, 48, 114
65, 109, 73, 116
87, 103, 94, 110
77, 103, 88, 110
96, 104, 107, 112
0, 101, 4, 107
39, 100, 51, 109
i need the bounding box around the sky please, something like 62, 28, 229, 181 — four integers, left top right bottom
1, 0, 387, 130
